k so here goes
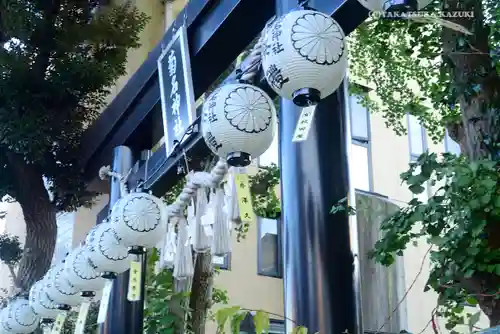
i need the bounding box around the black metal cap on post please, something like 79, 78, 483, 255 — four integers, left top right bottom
227, 152, 252, 167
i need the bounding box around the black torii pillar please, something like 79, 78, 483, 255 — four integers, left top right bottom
277, 2, 362, 334
101, 146, 146, 334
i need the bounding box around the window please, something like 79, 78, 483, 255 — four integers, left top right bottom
408, 115, 429, 202
444, 129, 461, 156
257, 217, 281, 277
350, 93, 372, 192
408, 114, 426, 160
268, 320, 285, 333
213, 254, 230, 270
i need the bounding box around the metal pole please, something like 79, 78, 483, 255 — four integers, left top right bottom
277, 0, 362, 325
102, 146, 136, 334
128, 149, 151, 334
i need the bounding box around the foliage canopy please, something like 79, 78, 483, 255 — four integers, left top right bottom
347, 0, 500, 329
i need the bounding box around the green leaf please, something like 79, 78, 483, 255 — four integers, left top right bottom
292, 326, 308, 334
253, 310, 270, 334
409, 184, 425, 194
464, 269, 475, 278
429, 236, 444, 246
215, 306, 241, 331
466, 297, 478, 306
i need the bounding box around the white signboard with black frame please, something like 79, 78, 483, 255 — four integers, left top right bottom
157, 25, 196, 157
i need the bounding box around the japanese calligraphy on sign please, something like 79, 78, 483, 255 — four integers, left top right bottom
51, 313, 67, 334
97, 280, 114, 324
292, 105, 316, 142
234, 173, 255, 222
74, 300, 91, 334
127, 260, 143, 301
158, 25, 196, 156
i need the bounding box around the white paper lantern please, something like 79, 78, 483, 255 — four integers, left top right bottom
46, 265, 82, 307
64, 247, 106, 292
29, 281, 61, 320
112, 192, 167, 248
3, 298, 39, 333
201, 83, 277, 166
261, 10, 347, 106
0, 308, 12, 333
85, 224, 103, 245
85, 223, 131, 275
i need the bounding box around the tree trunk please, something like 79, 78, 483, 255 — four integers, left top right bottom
442, 0, 500, 326
189, 251, 214, 334
6, 152, 57, 292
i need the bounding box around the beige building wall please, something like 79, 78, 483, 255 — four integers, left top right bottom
71, 194, 109, 249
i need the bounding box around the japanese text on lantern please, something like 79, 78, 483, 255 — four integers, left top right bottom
266, 64, 289, 91
168, 49, 184, 138
265, 19, 284, 56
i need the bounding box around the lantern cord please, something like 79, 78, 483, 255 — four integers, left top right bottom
237, 16, 276, 83
98, 165, 132, 198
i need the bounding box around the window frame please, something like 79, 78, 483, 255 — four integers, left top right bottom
349, 89, 373, 192
213, 253, 231, 270
257, 216, 282, 278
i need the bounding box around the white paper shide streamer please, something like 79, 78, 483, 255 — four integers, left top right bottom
225, 169, 241, 223
212, 187, 231, 256
192, 188, 212, 252
160, 221, 177, 269
173, 217, 194, 280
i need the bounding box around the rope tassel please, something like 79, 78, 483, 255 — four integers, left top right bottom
212, 187, 231, 256
173, 217, 194, 280
192, 189, 212, 252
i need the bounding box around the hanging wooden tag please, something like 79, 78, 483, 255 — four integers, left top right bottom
127, 260, 142, 301
51, 312, 67, 334
234, 173, 255, 222
292, 106, 316, 142
97, 280, 114, 324
74, 299, 91, 334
